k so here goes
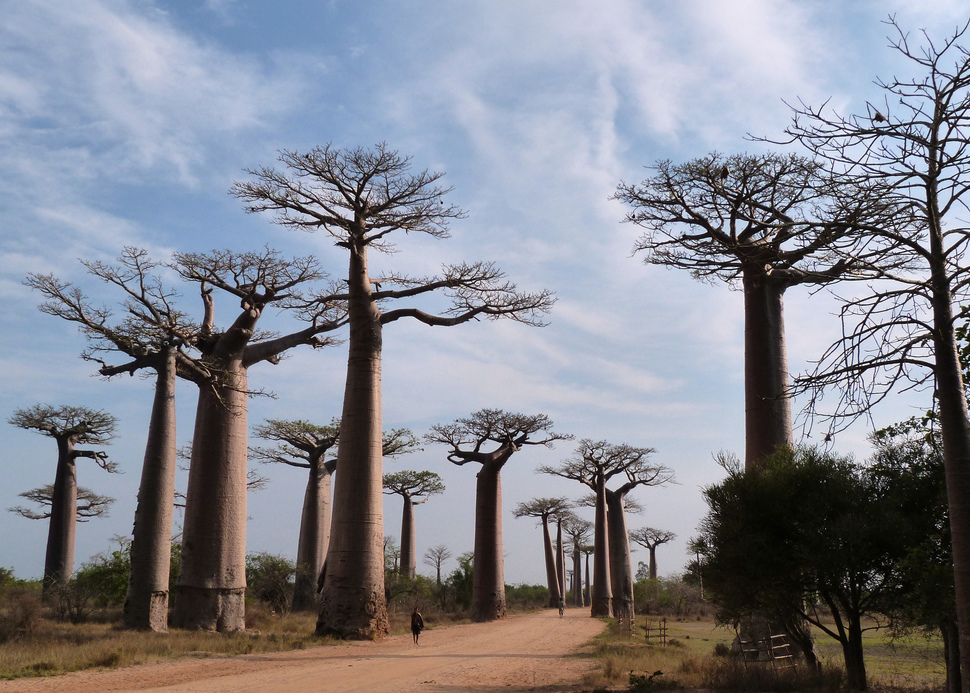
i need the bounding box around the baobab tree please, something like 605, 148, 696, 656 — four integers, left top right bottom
9, 485, 113, 521
26, 248, 203, 631
629, 527, 675, 580
541, 440, 673, 618
251, 421, 419, 610
614, 153, 899, 470
427, 409, 570, 621
561, 512, 592, 607
513, 497, 572, 607
423, 544, 452, 587
772, 20, 970, 684
232, 143, 555, 638
9, 405, 117, 591
170, 248, 345, 631
383, 470, 444, 579
250, 418, 339, 611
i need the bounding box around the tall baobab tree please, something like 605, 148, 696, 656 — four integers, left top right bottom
513, 497, 572, 607
383, 470, 445, 579
9, 405, 117, 591
614, 153, 899, 470
232, 144, 555, 638
9, 485, 113, 522
630, 527, 675, 580
26, 248, 203, 631
561, 513, 592, 607
427, 409, 570, 621
170, 249, 345, 631
251, 422, 419, 610
772, 20, 970, 684
250, 418, 339, 611
541, 440, 673, 618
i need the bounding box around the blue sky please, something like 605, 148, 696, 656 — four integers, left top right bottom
0, 0, 963, 587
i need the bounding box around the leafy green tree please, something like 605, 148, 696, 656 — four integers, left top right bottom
245, 552, 296, 615
699, 446, 939, 690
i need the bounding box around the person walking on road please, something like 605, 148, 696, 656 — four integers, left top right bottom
411, 606, 425, 644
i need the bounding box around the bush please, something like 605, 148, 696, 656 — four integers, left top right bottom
246, 552, 295, 614
0, 583, 42, 642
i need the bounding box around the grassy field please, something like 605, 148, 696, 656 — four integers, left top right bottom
581, 614, 947, 692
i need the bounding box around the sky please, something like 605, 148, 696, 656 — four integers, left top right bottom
1, 0, 965, 589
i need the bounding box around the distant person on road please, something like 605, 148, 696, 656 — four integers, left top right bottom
558, 597, 565, 618
411, 607, 424, 644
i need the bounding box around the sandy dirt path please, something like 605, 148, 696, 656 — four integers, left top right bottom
1, 609, 606, 692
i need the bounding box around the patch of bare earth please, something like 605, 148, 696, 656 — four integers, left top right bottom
0, 609, 606, 692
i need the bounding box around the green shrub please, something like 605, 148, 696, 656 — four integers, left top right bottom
245, 552, 295, 614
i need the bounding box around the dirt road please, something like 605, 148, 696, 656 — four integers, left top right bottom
1, 609, 606, 692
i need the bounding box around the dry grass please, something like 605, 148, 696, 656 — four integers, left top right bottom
0, 609, 322, 680
582, 616, 948, 692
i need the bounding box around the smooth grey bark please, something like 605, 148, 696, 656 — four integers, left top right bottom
571, 544, 582, 606
542, 516, 559, 606
605, 488, 635, 619
472, 460, 507, 621
556, 518, 566, 604
743, 273, 793, 470
124, 347, 177, 631
293, 459, 334, 611
46, 437, 79, 591
400, 495, 416, 579
592, 471, 612, 617
175, 358, 250, 631
318, 244, 388, 638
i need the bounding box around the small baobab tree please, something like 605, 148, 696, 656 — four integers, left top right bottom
541, 439, 673, 619
232, 143, 555, 638
427, 409, 571, 621
9, 405, 117, 591
629, 527, 675, 580
561, 512, 592, 607
26, 247, 204, 631
250, 418, 340, 611
171, 248, 345, 631
513, 497, 572, 607
9, 485, 113, 522
383, 470, 445, 579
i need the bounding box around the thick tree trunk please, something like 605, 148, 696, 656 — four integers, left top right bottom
584, 552, 591, 607
400, 495, 416, 579
842, 614, 868, 690
571, 544, 583, 606
743, 273, 792, 471
591, 472, 612, 617
471, 461, 507, 622
556, 519, 566, 603
942, 617, 962, 693
293, 461, 332, 611
542, 516, 559, 607
648, 546, 658, 580
606, 489, 634, 620
932, 279, 970, 693
173, 360, 249, 632
124, 348, 177, 631
43, 437, 78, 592
317, 245, 388, 639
